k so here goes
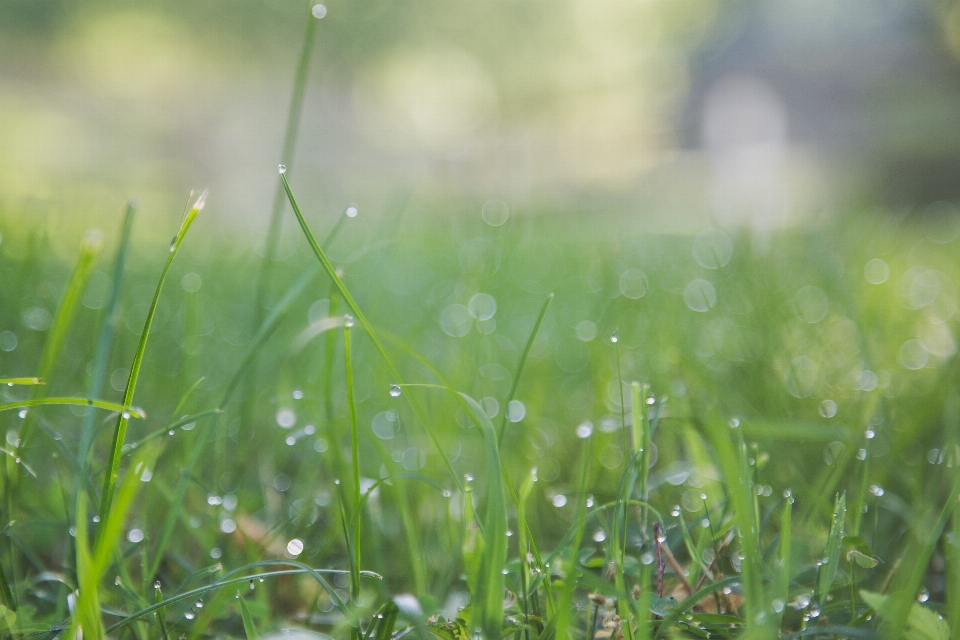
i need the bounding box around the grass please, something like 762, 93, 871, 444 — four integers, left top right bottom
4, 6, 960, 640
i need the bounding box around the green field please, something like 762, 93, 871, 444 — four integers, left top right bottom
4, 4, 960, 640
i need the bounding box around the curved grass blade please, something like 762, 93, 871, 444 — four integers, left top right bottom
106, 562, 378, 633
280, 172, 462, 492
98, 190, 206, 529
497, 292, 552, 444
553, 432, 592, 640
1, 398, 145, 418
79, 201, 135, 467
817, 492, 846, 609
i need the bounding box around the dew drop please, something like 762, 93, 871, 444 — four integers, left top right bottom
575, 421, 593, 438
154, 581, 162, 590
728, 417, 740, 429
312, 4, 327, 19
552, 494, 567, 508
610, 332, 618, 343
865, 429, 876, 439
671, 505, 681, 517
344, 314, 355, 328
389, 384, 402, 397
918, 588, 930, 603
195, 599, 203, 609
593, 529, 607, 542
442, 489, 452, 498
640, 551, 654, 565
184, 609, 195, 620
857, 448, 867, 460
17, 410, 26, 419
869, 484, 885, 497
345, 204, 358, 218
292, 389, 304, 400
287, 538, 304, 556
278, 164, 286, 174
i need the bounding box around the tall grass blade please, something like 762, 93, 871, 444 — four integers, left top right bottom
98, 191, 206, 528
553, 432, 592, 640
698, 407, 763, 626
79, 201, 135, 466
344, 321, 362, 640
817, 492, 846, 609
498, 293, 552, 444
777, 496, 792, 628
280, 172, 462, 491
1, 397, 145, 417
630, 382, 651, 533
0, 378, 41, 386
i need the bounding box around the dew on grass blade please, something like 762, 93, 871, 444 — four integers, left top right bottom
610, 331, 618, 343
865, 429, 876, 439
127, 528, 144, 543
345, 203, 357, 217
576, 421, 593, 438
506, 400, 526, 422
184, 609, 196, 620
195, 599, 203, 609
276, 408, 296, 428
207, 494, 222, 506
593, 529, 606, 542
819, 399, 837, 418
917, 588, 930, 602
552, 494, 567, 507
286, 538, 304, 556
481, 199, 509, 226
343, 314, 355, 328
279, 164, 286, 174
389, 384, 402, 397
292, 389, 303, 400
869, 484, 884, 496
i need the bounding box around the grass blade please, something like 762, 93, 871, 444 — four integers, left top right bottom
1, 397, 145, 418
0, 378, 41, 386
280, 171, 462, 491
817, 491, 846, 609
238, 592, 262, 640
17, 229, 103, 453
553, 430, 592, 640
79, 201, 136, 466
498, 292, 553, 444
98, 191, 206, 529
344, 321, 362, 640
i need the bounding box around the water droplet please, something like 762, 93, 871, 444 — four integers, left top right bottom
865, 429, 876, 439
442, 489, 452, 498
184, 609, 195, 620
286, 436, 296, 446
671, 505, 681, 517
207, 494, 223, 506
772, 599, 784, 613
610, 332, 618, 343
344, 314, 355, 328
389, 384, 401, 397
918, 588, 930, 603
869, 484, 885, 497
286, 538, 304, 556
505, 529, 513, 537
168, 430, 175, 436
576, 421, 593, 438
311, 3, 327, 18
249, 579, 255, 590
857, 448, 867, 460
92, 515, 100, 523
728, 417, 740, 429
593, 529, 606, 542
586, 495, 594, 508
195, 599, 203, 609
127, 528, 144, 543
154, 581, 162, 590
292, 389, 304, 400
276, 408, 296, 428
640, 551, 654, 565
278, 164, 286, 174
17, 410, 26, 419
819, 399, 838, 418
552, 494, 567, 508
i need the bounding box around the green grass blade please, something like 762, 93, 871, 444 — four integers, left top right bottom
497, 292, 552, 444
553, 431, 592, 640
17, 229, 102, 453
79, 201, 136, 467
817, 492, 846, 609
98, 191, 206, 529
1, 397, 145, 418
0, 378, 41, 386
631, 382, 651, 534
238, 592, 262, 640
698, 407, 763, 626
280, 172, 463, 492
777, 496, 792, 627
344, 321, 362, 640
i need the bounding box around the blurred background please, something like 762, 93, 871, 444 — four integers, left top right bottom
5, 0, 960, 238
